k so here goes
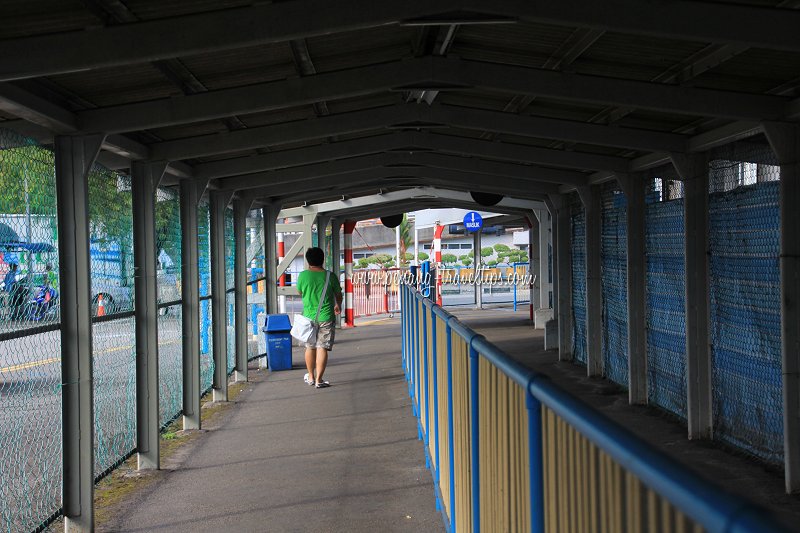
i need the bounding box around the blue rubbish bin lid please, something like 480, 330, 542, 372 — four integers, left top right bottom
262, 314, 292, 333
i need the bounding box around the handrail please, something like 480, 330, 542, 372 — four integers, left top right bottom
403, 283, 789, 533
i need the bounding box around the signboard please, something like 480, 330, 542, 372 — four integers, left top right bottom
463, 211, 483, 232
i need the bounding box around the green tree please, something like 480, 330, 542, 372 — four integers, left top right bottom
356, 258, 369, 269
493, 243, 510, 253
481, 247, 493, 257
461, 256, 473, 266
487, 259, 498, 267
398, 214, 413, 266
373, 253, 394, 267
440, 253, 458, 265
418, 252, 429, 261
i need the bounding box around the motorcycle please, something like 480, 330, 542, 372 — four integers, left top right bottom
26, 284, 58, 321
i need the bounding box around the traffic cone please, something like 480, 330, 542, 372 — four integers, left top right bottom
97, 294, 105, 317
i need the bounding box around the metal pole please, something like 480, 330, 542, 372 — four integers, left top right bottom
620, 173, 648, 404
414, 226, 419, 265
55, 133, 104, 533
234, 197, 250, 383
585, 186, 603, 377
263, 204, 278, 316
537, 209, 552, 310
764, 123, 800, 493
473, 229, 483, 309
343, 220, 356, 327
211, 190, 232, 402
671, 153, 712, 440
180, 179, 202, 430
554, 196, 573, 360
132, 161, 166, 470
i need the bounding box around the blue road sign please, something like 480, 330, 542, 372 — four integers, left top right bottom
463, 211, 483, 232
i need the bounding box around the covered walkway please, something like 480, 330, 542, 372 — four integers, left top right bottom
98, 318, 444, 532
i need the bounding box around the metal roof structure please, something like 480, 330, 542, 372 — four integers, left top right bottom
1, 0, 799, 214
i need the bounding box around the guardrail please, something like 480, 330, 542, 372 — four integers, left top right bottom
401, 283, 788, 533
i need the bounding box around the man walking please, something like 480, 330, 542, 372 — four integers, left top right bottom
296, 247, 342, 388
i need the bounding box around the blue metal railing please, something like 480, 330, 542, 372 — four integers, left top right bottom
402, 283, 788, 533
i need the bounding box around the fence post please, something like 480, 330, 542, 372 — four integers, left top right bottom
527, 383, 545, 533
671, 153, 712, 440
56, 134, 104, 533
233, 196, 250, 383
132, 161, 167, 470
764, 123, 800, 493
446, 320, 456, 531
469, 338, 481, 533
211, 190, 233, 401
180, 179, 203, 430
431, 307, 441, 491
343, 220, 356, 327
423, 300, 430, 456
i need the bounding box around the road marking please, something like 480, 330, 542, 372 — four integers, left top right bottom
0, 339, 182, 375
356, 317, 393, 327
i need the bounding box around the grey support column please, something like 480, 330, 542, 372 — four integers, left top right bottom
331, 219, 341, 280
180, 179, 204, 430
56, 134, 104, 533
618, 174, 648, 404
671, 153, 712, 440
582, 186, 603, 378
552, 195, 573, 360
302, 213, 316, 267
474, 229, 483, 309
537, 208, 553, 310
211, 190, 234, 402
764, 123, 800, 493
233, 196, 251, 383
529, 212, 540, 311
317, 215, 331, 263
132, 161, 167, 470
263, 203, 279, 315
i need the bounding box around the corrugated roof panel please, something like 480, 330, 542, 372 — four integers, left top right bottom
179, 43, 297, 91
45, 63, 180, 107
690, 47, 800, 94
306, 26, 415, 73
451, 22, 576, 68
324, 94, 400, 114
614, 109, 700, 132
237, 106, 318, 127
0, 0, 97, 39
124, 0, 255, 20
436, 91, 518, 111
147, 119, 230, 142
574, 32, 709, 82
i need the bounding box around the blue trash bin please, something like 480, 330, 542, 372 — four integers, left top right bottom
262, 314, 293, 371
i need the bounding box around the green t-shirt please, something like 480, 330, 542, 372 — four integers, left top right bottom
297, 269, 342, 322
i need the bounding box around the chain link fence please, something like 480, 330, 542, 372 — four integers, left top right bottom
0, 131, 62, 532
645, 167, 687, 419
708, 136, 783, 464
225, 209, 236, 375
198, 200, 214, 393
569, 193, 587, 365
156, 186, 182, 427
601, 181, 629, 387
246, 210, 265, 360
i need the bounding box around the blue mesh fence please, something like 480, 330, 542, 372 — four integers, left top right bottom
645, 171, 687, 419
156, 186, 182, 427
88, 166, 137, 476
708, 139, 782, 463
225, 209, 235, 375
601, 182, 628, 387
570, 194, 587, 365
246, 210, 265, 359
198, 199, 214, 393
0, 131, 62, 532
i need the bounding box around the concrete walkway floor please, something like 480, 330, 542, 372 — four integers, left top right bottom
105, 317, 444, 533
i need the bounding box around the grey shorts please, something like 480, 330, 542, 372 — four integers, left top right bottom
305, 320, 335, 350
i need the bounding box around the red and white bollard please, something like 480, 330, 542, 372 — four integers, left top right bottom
277, 231, 286, 313
343, 220, 357, 327
433, 224, 444, 306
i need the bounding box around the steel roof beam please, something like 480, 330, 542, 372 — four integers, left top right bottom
2, 0, 800, 83
149, 103, 687, 161
76, 57, 791, 134
212, 151, 588, 191
195, 131, 619, 180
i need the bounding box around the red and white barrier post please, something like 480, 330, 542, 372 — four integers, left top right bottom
433, 224, 444, 306
277, 230, 286, 313
343, 220, 357, 327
